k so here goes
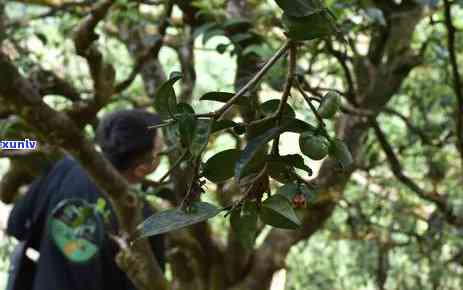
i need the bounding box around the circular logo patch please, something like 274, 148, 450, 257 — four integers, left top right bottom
49, 199, 103, 263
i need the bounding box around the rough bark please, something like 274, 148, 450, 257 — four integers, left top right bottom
0, 52, 168, 290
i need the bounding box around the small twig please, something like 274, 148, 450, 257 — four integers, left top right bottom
308, 96, 322, 103
179, 155, 201, 210
148, 121, 174, 130
296, 79, 326, 128
211, 41, 292, 120
271, 41, 297, 156
158, 150, 188, 183
275, 42, 296, 120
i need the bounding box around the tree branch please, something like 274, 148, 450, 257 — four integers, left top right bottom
443, 0, 463, 172
0, 51, 168, 290
114, 0, 174, 94
73, 0, 115, 107
371, 119, 463, 227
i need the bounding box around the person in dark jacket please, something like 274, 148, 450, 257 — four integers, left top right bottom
6, 109, 165, 290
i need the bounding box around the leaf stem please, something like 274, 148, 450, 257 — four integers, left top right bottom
148, 121, 174, 130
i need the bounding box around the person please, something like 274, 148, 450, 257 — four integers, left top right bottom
6, 109, 166, 290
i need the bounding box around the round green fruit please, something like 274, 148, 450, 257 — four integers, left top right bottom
318, 92, 340, 119
299, 132, 330, 160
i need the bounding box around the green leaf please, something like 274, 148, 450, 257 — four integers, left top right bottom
269, 154, 312, 174
282, 10, 334, 41
175, 102, 195, 115
260, 194, 301, 229
268, 161, 295, 183
243, 44, 271, 57
190, 119, 212, 157
235, 127, 283, 180
280, 117, 317, 133
154, 72, 182, 119
176, 103, 197, 148
203, 149, 241, 182
230, 33, 254, 44
135, 202, 221, 239
211, 119, 238, 133
274, 0, 323, 18
193, 23, 218, 39
178, 115, 197, 149
318, 92, 340, 119
230, 201, 258, 249
246, 117, 278, 137
260, 99, 296, 118
222, 18, 252, 30
276, 183, 300, 202
330, 138, 353, 170
200, 92, 250, 106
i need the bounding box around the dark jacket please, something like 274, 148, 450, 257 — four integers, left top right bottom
7, 155, 165, 290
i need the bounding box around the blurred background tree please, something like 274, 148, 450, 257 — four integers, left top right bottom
0, 0, 463, 289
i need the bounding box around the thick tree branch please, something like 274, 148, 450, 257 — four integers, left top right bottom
0, 52, 168, 290
114, 0, 174, 94
443, 0, 463, 171
28, 67, 81, 101
73, 0, 115, 107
